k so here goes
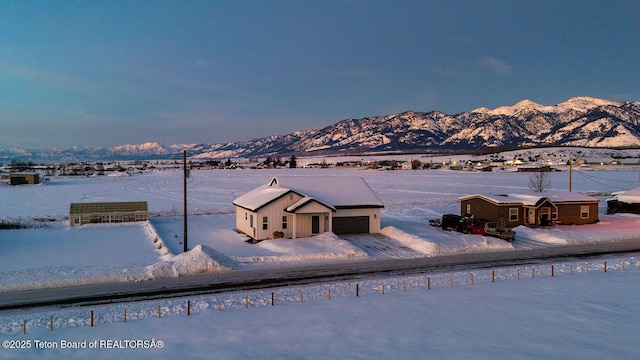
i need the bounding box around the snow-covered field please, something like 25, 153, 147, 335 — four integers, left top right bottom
1, 166, 639, 358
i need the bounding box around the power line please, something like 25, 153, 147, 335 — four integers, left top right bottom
573, 170, 639, 190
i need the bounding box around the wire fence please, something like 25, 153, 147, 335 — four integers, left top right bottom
3, 257, 639, 335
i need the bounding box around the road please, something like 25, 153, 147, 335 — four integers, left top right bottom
1, 239, 639, 311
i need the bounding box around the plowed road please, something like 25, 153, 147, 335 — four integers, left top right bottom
1, 240, 639, 310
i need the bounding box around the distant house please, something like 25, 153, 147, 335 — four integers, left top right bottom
618, 158, 640, 166
69, 201, 149, 227
233, 176, 384, 240
575, 157, 620, 166
607, 188, 640, 215
8, 173, 40, 185
460, 192, 599, 227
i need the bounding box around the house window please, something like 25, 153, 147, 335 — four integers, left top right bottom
509, 208, 518, 221
245, 213, 247, 220
282, 216, 288, 229
551, 210, 558, 220
466, 204, 471, 214
262, 216, 268, 230
580, 206, 589, 219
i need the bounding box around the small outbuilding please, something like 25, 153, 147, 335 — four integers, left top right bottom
233, 176, 384, 240
8, 173, 40, 185
607, 188, 640, 215
69, 201, 149, 227
460, 191, 599, 227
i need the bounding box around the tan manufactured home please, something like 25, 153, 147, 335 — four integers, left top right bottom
69, 201, 149, 227
233, 176, 384, 240
460, 192, 599, 227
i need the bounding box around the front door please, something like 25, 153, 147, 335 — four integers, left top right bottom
528, 209, 536, 225
312, 215, 320, 234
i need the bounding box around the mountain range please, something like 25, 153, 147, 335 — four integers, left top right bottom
3, 96, 640, 162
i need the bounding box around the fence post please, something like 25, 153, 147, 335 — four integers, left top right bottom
402, 280, 406, 292
50, 316, 53, 331
492, 270, 495, 283
245, 296, 249, 309
328, 288, 331, 300
381, 282, 385, 294
300, 290, 303, 303
271, 292, 275, 306
551, 265, 554, 277
570, 265, 573, 275
604, 261, 607, 273
427, 277, 431, 290
470, 273, 474, 285
23, 320, 26, 335
356, 283, 359, 297
517, 268, 520, 280
450, 275, 453, 287
90, 310, 94, 327
124, 309, 127, 323
218, 298, 221, 311
532, 267, 535, 279
158, 305, 161, 318
622, 261, 625, 271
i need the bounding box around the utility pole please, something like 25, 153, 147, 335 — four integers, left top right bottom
569, 157, 573, 192
183, 150, 188, 252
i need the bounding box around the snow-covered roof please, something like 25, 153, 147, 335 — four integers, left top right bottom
461, 191, 598, 206
286, 196, 336, 212
233, 186, 292, 211
614, 188, 640, 204
233, 176, 384, 211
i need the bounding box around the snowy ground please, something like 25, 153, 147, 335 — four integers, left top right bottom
1, 167, 639, 291
1, 166, 639, 358
0, 260, 638, 359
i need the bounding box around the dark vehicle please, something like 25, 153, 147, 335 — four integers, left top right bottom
439, 214, 488, 235
441, 214, 469, 232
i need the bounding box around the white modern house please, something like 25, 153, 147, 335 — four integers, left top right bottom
233, 176, 384, 240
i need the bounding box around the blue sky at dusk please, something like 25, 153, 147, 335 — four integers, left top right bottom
1, 0, 638, 149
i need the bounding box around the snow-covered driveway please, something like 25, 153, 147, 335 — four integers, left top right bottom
340, 233, 425, 259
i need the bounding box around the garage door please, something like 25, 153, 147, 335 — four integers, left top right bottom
332, 216, 370, 234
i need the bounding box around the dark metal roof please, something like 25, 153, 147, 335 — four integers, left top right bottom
70, 201, 148, 215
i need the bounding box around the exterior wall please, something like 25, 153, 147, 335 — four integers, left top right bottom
70, 211, 148, 227
461, 199, 524, 226
335, 208, 382, 233
461, 197, 599, 227
235, 207, 258, 239
607, 199, 640, 215
555, 202, 599, 225
235, 192, 305, 240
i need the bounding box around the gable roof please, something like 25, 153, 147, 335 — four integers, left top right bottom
233, 176, 384, 212
613, 188, 640, 204
286, 196, 336, 213
460, 191, 598, 207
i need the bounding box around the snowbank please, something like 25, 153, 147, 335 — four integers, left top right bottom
235, 232, 367, 263
144, 245, 232, 278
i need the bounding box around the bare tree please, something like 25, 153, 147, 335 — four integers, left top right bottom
528, 171, 551, 192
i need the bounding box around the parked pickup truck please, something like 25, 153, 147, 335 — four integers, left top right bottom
483, 222, 516, 241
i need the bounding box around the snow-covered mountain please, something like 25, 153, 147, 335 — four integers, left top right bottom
2, 97, 639, 162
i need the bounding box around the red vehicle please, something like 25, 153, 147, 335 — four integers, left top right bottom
464, 221, 488, 235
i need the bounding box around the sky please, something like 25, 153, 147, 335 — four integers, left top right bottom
1, 0, 639, 149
